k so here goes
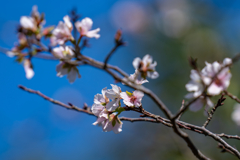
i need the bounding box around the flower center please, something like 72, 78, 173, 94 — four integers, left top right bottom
130, 96, 136, 103
214, 78, 223, 86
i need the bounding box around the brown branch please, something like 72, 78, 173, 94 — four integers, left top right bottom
177, 100, 185, 120
18, 85, 172, 125
19, 85, 209, 159
18, 85, 94, 116
203, 95, 226, 128
218, 133, 240, 140
218, 143, 236, 156
19, 85, 240, 159
82, 55, 174, 120
171, 119, 210, 160
224, 90, 240, 103
103, 44, 121, 69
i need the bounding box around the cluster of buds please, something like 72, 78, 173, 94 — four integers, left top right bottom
185, 58, 232, 112
91, 84, 144, 133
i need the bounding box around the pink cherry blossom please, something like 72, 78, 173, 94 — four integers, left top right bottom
75, 17, 100, 39
132, 54, 159, 79
120, 90, 144, 107
202, 58, 232, 96
51, 15, 73, 46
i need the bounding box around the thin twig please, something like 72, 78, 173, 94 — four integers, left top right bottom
224, 90, 240, 103
218, 143, 235, 156
203, 95, 226, 128
103, 44, 121, 69
18, 85, 94, 116
177, 100, 185, 120
218, 133, 240, 140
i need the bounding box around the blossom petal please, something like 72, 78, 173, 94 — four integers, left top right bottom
132, 57, 141, 69
24, 59, 34, 79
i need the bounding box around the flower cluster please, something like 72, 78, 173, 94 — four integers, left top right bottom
50, 15, 100, 83
91, 84, 144, 133
7, 6, 100, 83
185, 58, 232, 112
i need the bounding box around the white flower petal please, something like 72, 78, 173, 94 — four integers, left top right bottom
223, 58, 232, 66
24, 59, 34, 79
132, 57, 141, 69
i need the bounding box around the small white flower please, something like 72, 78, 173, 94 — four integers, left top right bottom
75, 17, 100, 39
202, 60, 232, 96
120, 90, 144, 107
232, 103, 240, 126
56, 62, 80, 83
105, 84, 121, 111
93, 111, 122, 134
63, 15, 73, 31
92, 88, 108, 116
24, 59, 34, 79
20, 16, 37, 31
51, 15, 73, 46
132, 54, 159, 79
52, 46, 74, 59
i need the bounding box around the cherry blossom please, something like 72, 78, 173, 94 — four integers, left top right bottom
92, 87, 108, 116
105, 84, 122, 111
52, 46, 74, 60
120, 90, 144, 107
24, 59, 34, 79
129, 70, 149, 85
51, 15, 74, 46
232, 103, 240, 126
19, 6, 43, 32
132, 54, 159, 79
202, 58, 232, 96
20, 16, 37, 32
56, 62, 80, 83
93, 111, 122, 134
75, 17, 100, 39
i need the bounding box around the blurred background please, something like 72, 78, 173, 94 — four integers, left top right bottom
1, 0, 240, 159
